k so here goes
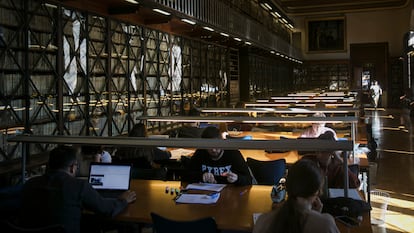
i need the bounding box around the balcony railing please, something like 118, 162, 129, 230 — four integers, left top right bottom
150, 0, 302, 60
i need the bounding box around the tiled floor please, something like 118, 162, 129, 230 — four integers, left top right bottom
366, 108, 414, 233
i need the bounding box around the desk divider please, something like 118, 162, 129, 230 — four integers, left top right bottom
8, 135, 354, 198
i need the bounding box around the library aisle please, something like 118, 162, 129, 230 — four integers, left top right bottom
367, 108, 414, 233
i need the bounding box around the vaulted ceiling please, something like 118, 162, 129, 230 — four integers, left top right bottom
274, 0, 410, 15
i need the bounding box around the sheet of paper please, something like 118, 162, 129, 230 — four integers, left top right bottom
329, 188, 363, 201
175, 193, 220, 204
169, 148, 194, 160
185, 183, 227, 192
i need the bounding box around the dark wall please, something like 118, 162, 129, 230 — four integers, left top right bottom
350, 43, 389, 106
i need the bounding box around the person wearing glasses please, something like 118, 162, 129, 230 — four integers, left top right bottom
20, 146, 136, 233
253, 159, 340, 233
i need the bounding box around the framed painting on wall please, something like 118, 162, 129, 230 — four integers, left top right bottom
307, 17, 346, 53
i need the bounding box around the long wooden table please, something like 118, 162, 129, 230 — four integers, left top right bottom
115, 179, 372, 233
227, 131, 369, 168
9, 134, 368, 200
168, 130, 371, 202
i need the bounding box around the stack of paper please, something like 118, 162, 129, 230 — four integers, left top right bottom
175, 193, 220, 204
174, 183, 227, 204
185, 183, 227, 192
169, 148, 195, 160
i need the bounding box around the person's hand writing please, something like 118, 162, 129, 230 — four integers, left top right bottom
119, 190, 136, 203
202, 172, 217, 183
312, 196, 323, 212
223, 171, 238, 183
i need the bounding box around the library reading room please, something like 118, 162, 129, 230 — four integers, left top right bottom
1, 0, 414, 233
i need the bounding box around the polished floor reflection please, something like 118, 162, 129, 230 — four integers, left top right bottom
366, 108, 414, 233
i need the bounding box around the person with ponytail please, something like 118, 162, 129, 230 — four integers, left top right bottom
253, 159, 340, 233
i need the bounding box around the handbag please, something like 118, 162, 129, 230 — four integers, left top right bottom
322, 197, 371, 217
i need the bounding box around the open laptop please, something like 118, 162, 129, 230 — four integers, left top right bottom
88, 162, 132, 198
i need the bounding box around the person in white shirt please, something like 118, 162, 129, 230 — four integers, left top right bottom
97, 149, 112, 163
370, 80, 382, 108
300, 112, 338, 139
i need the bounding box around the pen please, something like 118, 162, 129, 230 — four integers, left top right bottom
173, 193, 182, 201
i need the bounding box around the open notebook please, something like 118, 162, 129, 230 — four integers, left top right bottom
88, 162, 132, 198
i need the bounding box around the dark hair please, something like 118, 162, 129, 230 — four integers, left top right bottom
317, 131, 335, 141
286, 159, 323, 199
48, 146, 77, 170
129, 123, 147, 137
266, 159, 323, 233
201, 126, 220, 139
81, 145, 101, 155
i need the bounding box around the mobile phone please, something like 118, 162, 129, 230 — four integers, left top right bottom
335, 216, 360, 227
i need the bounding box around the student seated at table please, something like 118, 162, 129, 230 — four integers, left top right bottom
19, 146, 136, 233
300, 112, 338, 139
253, 159, 340, 233
115, 123, 171, 179
163, 121, 205, 138
164, 105, 204, 138
95, 145, 112, 163
183, 126, 253, 185
302, 131, 360, 189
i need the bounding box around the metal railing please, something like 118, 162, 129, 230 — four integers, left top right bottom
150, 0, 302, 60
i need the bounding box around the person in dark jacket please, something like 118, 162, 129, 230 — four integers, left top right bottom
115, 123, 171, 179
116, 123, 171, 169
20, 146, 136, 233
185, 126, 252, 185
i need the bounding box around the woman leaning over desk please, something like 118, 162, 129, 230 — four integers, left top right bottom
253, 159, 339, 233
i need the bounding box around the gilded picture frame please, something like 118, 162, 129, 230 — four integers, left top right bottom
307, 17, 346, 53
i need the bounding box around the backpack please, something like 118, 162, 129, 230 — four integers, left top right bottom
322, 197, 371, 217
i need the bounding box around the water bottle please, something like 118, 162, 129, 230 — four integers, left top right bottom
271, 178, 286, 203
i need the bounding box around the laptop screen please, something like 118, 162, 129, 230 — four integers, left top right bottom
88, 163, 132, 191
